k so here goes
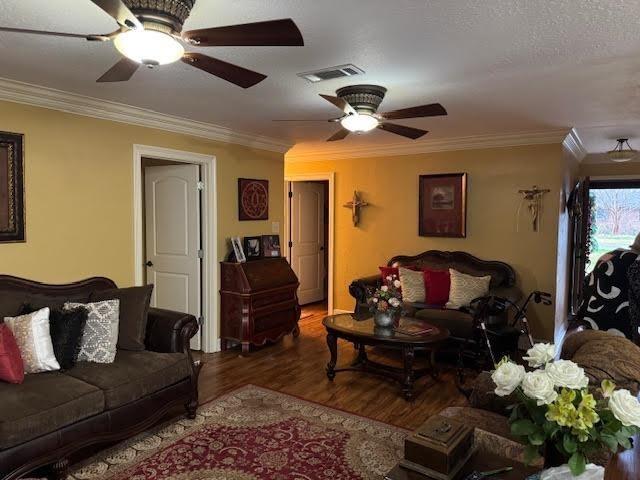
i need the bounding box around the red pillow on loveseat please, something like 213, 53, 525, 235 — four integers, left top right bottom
0, 323, 24, 384
423, 269, 451, 306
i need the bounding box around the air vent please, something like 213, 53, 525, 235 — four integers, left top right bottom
297, 64, 365, 83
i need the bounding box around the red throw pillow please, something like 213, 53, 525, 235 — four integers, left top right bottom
379, 266, 399, 281
423, 269, 451, 306
0, 323, 24, 384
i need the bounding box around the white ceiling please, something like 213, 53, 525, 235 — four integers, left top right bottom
1, 0, 640, 158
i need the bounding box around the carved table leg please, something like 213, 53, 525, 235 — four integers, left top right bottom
326, 333, 338, 380
429, 348, 440, 379
241, 342, 250, 354
402, 345, 415, 400
352, 342, 368, 367
51, 458, 69, 480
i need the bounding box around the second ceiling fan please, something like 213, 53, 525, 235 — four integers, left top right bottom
277, 85, 447, 141
0, 0, 304, 88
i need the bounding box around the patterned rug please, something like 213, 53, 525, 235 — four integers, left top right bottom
68, 385, 408, 480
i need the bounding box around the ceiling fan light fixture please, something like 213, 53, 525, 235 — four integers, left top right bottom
607, 138, 637, 163
340, 113, 379, 133
114, 29, 184, 65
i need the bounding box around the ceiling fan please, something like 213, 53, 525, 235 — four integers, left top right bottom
0, 0, 303, 88
275, 85, 447, 141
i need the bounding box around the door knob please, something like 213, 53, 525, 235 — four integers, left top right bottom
145, 261, 154, 267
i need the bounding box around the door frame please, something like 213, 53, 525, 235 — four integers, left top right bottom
284, 172, 335, 314
132, 145, 218, 353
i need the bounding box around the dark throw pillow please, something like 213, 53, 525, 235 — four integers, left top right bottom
19, 304, 89, 370
90, 285, 154, 351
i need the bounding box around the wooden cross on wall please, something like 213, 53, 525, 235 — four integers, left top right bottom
344, 191, 369, 226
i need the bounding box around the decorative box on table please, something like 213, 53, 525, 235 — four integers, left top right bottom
400, 415, 474, 480
220, 258, 301, 353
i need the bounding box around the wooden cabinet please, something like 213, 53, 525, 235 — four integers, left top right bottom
220, 258, 301, 353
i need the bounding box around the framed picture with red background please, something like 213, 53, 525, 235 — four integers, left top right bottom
418, 173, 467, 238
238, 178, 269, 221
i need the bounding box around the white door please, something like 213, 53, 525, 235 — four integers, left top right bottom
145, 164, 202, 349
290, 182, 326, 305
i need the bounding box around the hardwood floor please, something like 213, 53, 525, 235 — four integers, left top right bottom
197, 302, 468, 430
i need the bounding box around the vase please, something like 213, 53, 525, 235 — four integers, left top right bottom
540, 464, 604, 480
373, 310, 398, 328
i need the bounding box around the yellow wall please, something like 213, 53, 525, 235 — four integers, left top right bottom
0, 100, 284, 287
580, 161, 640, 178
286, 144, 566, 339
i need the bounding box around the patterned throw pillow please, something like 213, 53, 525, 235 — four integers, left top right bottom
4, 308, 61, 374
399, 267, 426, 303
446, 269, 492, 309
65, 300, 119, 364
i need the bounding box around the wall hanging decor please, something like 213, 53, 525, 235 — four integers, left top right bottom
343, 190, 369, 226
0, 131, 25, 243
419, 173, 467, 237
238, 178, 269, 221
517, 185, 550, 232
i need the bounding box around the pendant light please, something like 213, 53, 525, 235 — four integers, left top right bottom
607, 138, 637, 162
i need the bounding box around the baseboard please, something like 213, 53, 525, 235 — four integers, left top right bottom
333, 309, 354, 314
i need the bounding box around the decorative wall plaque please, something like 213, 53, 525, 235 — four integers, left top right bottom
419, 173, 467, 238
238, 178, 269, 221
0, 131, 25, 243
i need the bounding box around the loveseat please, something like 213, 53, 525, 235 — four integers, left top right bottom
0, 275, 201, 480
349, 250, 521, 340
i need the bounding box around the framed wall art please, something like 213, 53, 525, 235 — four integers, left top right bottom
419, 173, 467, 238
0, 131, 25, 243
238, 178, 269, 221
261, 235, 281, 257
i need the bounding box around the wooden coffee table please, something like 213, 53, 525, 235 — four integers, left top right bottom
323, 313, 450, 400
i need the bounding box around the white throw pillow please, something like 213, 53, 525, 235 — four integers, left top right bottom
446, 269, 491, 308
65, 300, 119, 364
4, 307, 60, 374
399, 267, 426, 303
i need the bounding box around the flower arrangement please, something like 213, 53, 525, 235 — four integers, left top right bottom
368, 274, 403, 316
491, 343, 640, 477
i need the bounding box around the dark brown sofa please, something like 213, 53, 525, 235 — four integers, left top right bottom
0, 275, 201, 480
349, 250, 520, 339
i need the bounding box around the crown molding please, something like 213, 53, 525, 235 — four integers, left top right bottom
562, 128, 587, 163
285, 128, 574, 162
0, 77, 292, 153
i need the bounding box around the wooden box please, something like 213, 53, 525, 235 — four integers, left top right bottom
220, 258, 301, 353
402, 415, 474, 480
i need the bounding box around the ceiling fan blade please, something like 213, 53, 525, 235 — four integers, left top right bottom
319, 94, 356, 115
96, 57, 140, 82
89, 0, 142, 30
378, 122, 428, 140
380, 103, 447, 120
272, 118, 341, 122
182, 53, 266, 88
0, 26, 110, 41
327, 129, 350, 142
182, 19, 303, 46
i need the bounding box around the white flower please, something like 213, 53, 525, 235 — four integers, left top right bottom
545, 360, 589, 390
393, 279, 401, 288
386, 275, 393, 282
609, 389, 640, 428
381, 285, 389, 292
523, 343, 556, 368
521, 370, 558, 406
372, 298, 378, 303
389, 297, 400, 308
491, 361, 526, 397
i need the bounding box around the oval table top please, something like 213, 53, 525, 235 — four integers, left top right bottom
323, 313, 450, 345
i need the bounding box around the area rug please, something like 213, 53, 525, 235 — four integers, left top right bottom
68, 385, 408, 480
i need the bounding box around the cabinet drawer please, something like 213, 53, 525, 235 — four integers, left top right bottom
251, 290, 296, 309
254, 308, 297, 333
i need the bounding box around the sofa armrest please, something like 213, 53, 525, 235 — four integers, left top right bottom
145, 307, 199, 354
349, 274, 381, 316
488, 285, 523, 304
